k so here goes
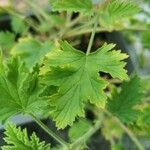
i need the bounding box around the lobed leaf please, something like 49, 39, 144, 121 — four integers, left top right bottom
141, 31, 150, 50
0, 31, 15, 50
69, 119, 91, 142
43, 41, 128, 128
0, 55, 48, 123
11, 37, 53, 69
99, 0, 140, 30
50, 0, 93, 15
2, 123, 50, 150
107, 75, 144, 123
11, 16, 28, 34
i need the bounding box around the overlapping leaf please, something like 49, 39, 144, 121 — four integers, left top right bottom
50, 0, 93, 15
100, 0, 140, 30
136, 105, 150, 137
0, 31, 15, 50
43, 41, 128, 128
69, 119, 91, 142
2, 123, 50, 150
11, 16, 28, 34
141, 31, 150, 50
107, 75, 144, 123
11, 37, 53, 69
0, 55, 48, 123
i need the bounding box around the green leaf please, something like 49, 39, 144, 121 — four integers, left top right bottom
11, 37, 53, 69
11, 16, 28, 34
102, 118, 123, 142
2, 123, 50, 150
0, 31, 15, 50
100, 0, 140, 30
69, 119, 91, 142
111, 143, 124, 150
43, 41, 128, 128
107, 75, 144, 123
0, 56, 48, 123
136, 105, 150, 137
50, 0, 93, 15
38, 15, 65, 33
141, 31, 150, 49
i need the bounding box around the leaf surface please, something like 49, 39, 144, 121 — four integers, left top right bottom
0, 55, 48, 123
2, 123, 50, 150
107, 75, 144, 123
100, 0, 140, 30
69, 119, 91, 142
0, 31, 15, 50
11, 16, 28, 34
11, 37, 53, 69
141, 31, 150, 50
43, 41, 128, 128
50, 0, 93, 15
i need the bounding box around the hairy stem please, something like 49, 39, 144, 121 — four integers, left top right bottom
114, 117, 144, 150
30, 114, 69, 149
70, 115, 103, 149
23, 0, 50, 22
67, 15, 83, 28
86, 13, 99, 55
65, 27, 149, 38
104, 110, 144, 150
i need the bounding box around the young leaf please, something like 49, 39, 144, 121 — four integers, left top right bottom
137, 106, 150, 137
69, 119, 91, 142
11, 16, 28, 34
107, 75, 144, 123
100, 0, 140, 30
141, 31, 150, 49
102, 118, 123, 142
2, 123, 50, 150
43, 41, 128, 128
11, 37, 53, 69
0, 56, 48, 123
0, 31, 15, 50
50, 0, 93, 15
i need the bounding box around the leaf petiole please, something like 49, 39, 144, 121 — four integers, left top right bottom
29, 113, 69, 149
86, 13, 99, 55
103, 109, 145, 150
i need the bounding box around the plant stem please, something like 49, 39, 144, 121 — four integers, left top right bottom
113, 117, 144, 150
23, 0, 50, 22
86, 13, 99, 55
2, 8, 40, 33
67, 15, 83, 27
66, 13, 72, 27
70, 115, 102, 149
65, 27, 107, 38
103, 110, 144, 150
30, 114, 69, 149
65, 26, 149, 39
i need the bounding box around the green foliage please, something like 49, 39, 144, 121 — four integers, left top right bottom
141, 32, 150, 49
43, 41, 128, 128
50, 0, 93, 15
107, 75, 144, 123
0, 0, 149, 149
0, 31, 15, 50
102, 118, 123, 141
0, 55, 48, 123
69, 119, 91, 142
11, 16, 28, 34
135, 105, 150, 138
11, 37, 54, 69
102, 118, 124, 150
100, 0, 140, 30
111, 143, 125, 150
2, 123, 50, 150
